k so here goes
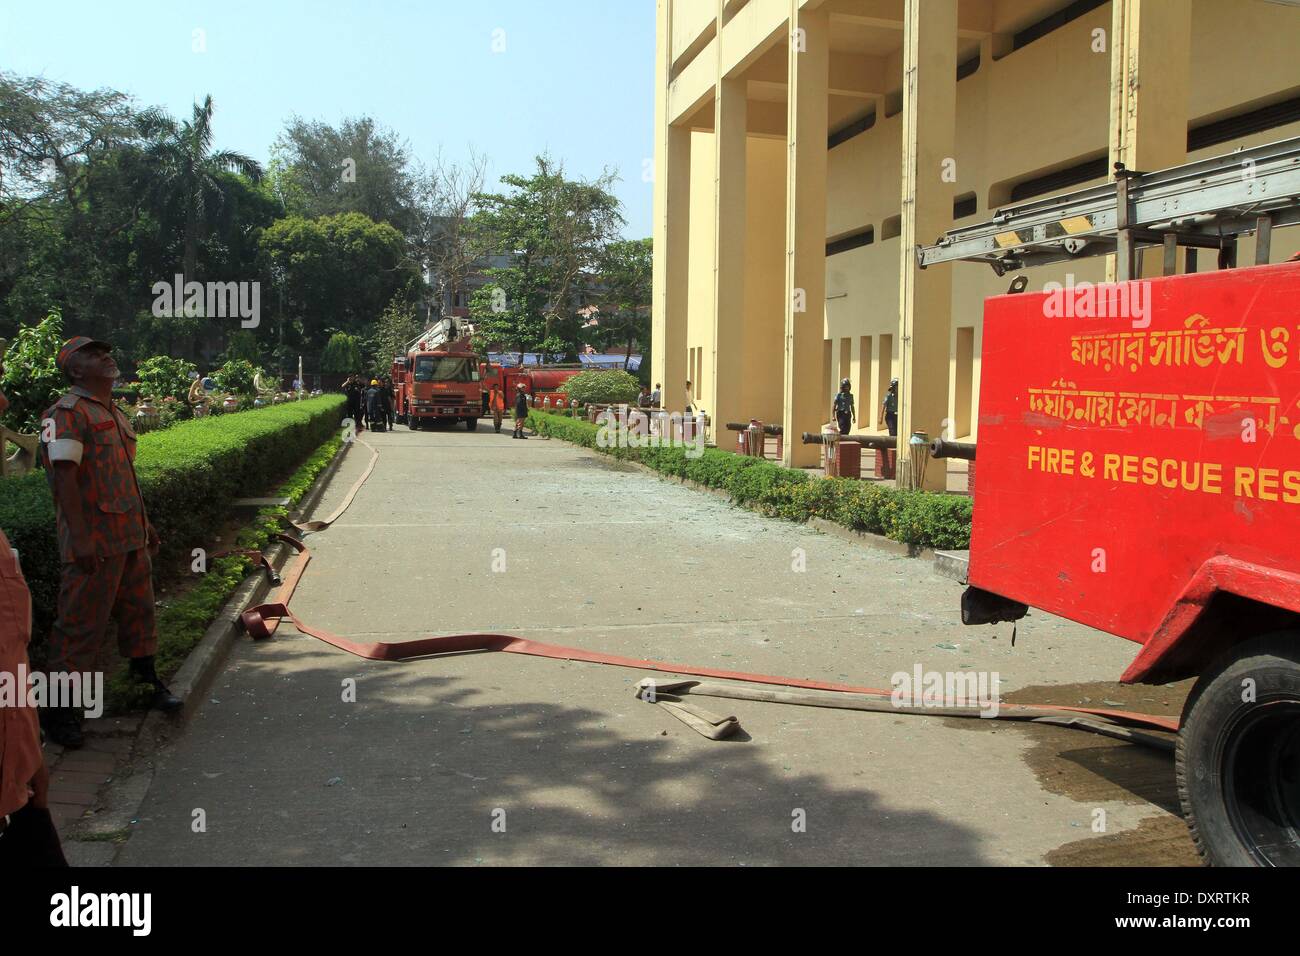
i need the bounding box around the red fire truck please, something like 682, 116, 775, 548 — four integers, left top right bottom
918, 137, 1300, 866
392, 319, 484, 431
479, 363, 583, 413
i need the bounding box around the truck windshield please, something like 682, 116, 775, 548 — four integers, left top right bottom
414, 356, 480, 383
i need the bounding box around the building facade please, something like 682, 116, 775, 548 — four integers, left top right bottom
651, 0, 1300, 485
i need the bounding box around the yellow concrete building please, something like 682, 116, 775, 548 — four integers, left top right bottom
651, 0, 1300, 486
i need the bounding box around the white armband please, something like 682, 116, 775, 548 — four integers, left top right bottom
46, 438, 84, 464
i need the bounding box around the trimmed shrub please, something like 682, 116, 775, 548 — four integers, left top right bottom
0, 394, 346, 656
562, 369, 641, 406
527, 410, 972, 550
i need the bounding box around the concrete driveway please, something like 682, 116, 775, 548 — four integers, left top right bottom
115, 424, 1199, 866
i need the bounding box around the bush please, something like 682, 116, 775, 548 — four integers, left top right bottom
134, 355, 199, 404
0, 309, 65, 434
0, 394, 346, 659
212, 359, 261, 397
526, 410, 972, 550
562, 369, 641, 406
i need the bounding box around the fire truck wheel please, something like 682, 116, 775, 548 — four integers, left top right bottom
465, 417, 478, 431
1176, 632, 1300, 866
409, 417, 420, 431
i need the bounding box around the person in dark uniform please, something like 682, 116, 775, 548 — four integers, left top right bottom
831, 378, 855, 437
364, 379, 386, 432
39, 337, 181, 748
379, 377, 392, 429
513, 383, 530, 439
344, 375, 364, 432
381, 377, 395, 430
0, 345, 66, 865
881, 378, 899, 437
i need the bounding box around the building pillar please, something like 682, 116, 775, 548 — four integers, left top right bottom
652, 0, 690, 411
712, 76, 748, 429
896, 0, 956, 490
781, 2, 828, 468
1107, 0, 1191, 280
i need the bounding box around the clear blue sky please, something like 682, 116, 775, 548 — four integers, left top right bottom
0, 0, 656, 237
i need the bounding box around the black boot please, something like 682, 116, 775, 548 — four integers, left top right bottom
40, 707, 84, 749
129, 656, 183, 713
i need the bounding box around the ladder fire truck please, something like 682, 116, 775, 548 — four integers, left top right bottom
391, 318, 485, 431
918, 136, 1300, 866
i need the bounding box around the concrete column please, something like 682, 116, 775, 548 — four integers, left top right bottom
712, 76, 747, 429
781, 2, 828, 468
896, 0, 956, 490
652, 0, 690, 410
1107, 0, 1191, 280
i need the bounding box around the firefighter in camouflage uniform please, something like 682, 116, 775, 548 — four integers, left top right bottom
39, 337, 181, 748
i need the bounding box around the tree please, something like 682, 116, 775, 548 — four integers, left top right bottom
0, 73, 157, 343
270, 116, 415, 233
0, 72, 139, 220
469, 155, 624, 361
410, 150, 487, 323
597, 238, 651, 368
367, 298, 422, 374
219, 329, 262, 366
259, 212, 413, 354
140, 95, 263, 286
320, 331, 362, 373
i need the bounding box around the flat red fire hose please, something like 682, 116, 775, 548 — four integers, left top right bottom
238, 435, 1180, 738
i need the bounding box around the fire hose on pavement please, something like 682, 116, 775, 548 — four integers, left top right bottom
236, 435, 1180, 748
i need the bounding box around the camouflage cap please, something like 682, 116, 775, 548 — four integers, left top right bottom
56, 336, 112, 371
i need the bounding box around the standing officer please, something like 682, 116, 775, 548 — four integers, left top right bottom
513, 382, 530, 439
831, 378, 855, 437
0, 341, 66, 864
880, 378, 899, 437
39, 337, 181, 749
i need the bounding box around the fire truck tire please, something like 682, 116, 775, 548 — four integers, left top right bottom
409, 417, 420, 431
1176, 632, 1300, 866
465, 417, 477, 431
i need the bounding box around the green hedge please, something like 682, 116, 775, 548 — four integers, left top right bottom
0, 394, 346, 657
110, 432, 345, 712
527, 410, 971, 550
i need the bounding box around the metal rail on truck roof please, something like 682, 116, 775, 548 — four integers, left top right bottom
915, 136, 1300, 280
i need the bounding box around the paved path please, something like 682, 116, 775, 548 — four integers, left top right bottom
115, 424, 1198, 866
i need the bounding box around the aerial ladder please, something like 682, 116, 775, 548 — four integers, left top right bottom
916, 135, 1300, 278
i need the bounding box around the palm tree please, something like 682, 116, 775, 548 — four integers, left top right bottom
143, 95, 263, 284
